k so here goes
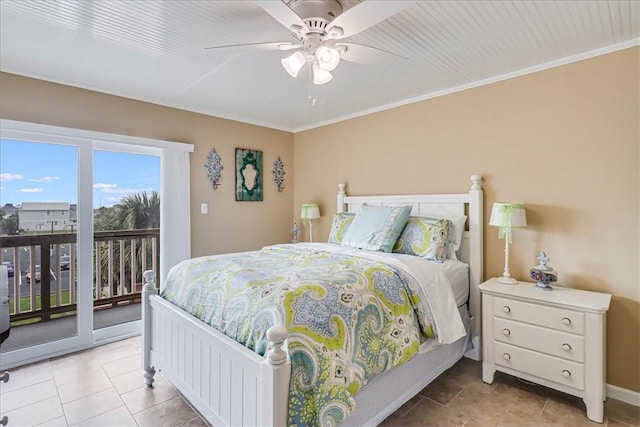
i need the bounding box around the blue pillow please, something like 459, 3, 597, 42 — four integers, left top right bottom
341, 204, 411, 252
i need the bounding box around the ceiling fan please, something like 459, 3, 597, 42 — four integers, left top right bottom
205, 0, 410, 85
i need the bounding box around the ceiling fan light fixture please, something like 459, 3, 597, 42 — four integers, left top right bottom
281, 51, 306, 77
312, 64, 332, 85
315, 46, 340, 71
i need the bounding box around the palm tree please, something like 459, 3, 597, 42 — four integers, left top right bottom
95, 191, 159, 231
94, 191, 159, 297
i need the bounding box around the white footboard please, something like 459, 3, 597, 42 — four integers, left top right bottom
142, 271, 291, 427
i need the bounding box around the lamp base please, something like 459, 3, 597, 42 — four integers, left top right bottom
496, 276, 519, 285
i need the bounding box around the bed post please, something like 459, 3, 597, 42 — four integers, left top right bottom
466, 174, 484, 361
337, 183, 346, 213
262, 326, 291, 427
142, 270, 157, 387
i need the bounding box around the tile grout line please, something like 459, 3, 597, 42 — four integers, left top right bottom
51, 356, 71, 427
58, 349, 131, 426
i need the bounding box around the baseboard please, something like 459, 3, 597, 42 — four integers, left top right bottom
607, 383, 640, 407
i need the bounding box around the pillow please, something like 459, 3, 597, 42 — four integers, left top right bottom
341, 204, 411, 253
393, 217, 451, 262
445, 215, 467, 260
327, 213, 355, 244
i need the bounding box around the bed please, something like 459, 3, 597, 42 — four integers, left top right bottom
141, 175, 484, 426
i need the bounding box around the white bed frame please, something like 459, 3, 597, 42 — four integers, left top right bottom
142, 175, 484, 427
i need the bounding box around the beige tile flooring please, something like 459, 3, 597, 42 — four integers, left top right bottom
381, 358, 640, 427
1, 336, 638, 426
1, 336, 208, 427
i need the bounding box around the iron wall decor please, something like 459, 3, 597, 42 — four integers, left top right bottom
235, 148, 263, 201
272, 156, 285, 192
204, 148, 223, 189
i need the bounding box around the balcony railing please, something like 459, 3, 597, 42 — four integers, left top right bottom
0, 229, 159, 323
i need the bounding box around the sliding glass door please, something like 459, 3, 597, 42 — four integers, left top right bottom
0, 134, 92, 366
92, 148, 160, 340
0, 139, 80, 353
0, 120, 192, 369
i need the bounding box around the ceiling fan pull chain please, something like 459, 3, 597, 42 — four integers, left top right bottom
307, 62, 317, 107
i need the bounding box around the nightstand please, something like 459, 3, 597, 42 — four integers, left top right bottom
479, 278, 611, 423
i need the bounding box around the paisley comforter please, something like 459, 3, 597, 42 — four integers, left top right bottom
161, 243, 465, 427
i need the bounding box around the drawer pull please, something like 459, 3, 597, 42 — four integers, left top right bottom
503, 353, 511, 361
502, 329, 511, 336
503, 306, 511, 313
562, 343, 572, 352
561, 370, 571, 378
562, 317, 572, 326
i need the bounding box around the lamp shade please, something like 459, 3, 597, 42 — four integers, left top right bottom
301, 203, 320, 220
316, 46, 340, 71
489, 202, 527, 228
312, 64, 332, 85
281, 51, 306, 78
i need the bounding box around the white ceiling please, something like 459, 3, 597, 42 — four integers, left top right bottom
1, 1, 638, 132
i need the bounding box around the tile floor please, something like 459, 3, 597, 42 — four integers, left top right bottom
1, 336, 207, 427
381, 358, 640, 427
1, 336, 638, 426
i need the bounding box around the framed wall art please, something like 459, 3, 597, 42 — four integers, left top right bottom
235, 148, 263, 201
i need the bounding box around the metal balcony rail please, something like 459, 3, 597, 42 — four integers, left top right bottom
0, 229, 159, 323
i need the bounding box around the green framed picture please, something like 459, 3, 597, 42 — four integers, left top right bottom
235, 148, 263, 201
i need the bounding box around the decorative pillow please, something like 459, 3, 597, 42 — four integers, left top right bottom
393, 217, 451, 262
341, 204, 411, 253
327, 213, 355, 244
445, 215, 467, 260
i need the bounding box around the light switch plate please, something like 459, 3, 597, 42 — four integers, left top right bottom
200, 203, 208, 214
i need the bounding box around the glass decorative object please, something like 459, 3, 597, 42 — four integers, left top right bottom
530, 251, 557, 290
291, 222, 298, 243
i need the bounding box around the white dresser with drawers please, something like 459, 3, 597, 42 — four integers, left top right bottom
480, 278, 611, 423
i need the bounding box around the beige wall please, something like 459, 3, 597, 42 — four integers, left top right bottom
1, 46, 638, 393
293, 47, 639, 392
0, 72, 295, 256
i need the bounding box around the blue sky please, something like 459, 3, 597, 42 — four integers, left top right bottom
0, 139, 160, 208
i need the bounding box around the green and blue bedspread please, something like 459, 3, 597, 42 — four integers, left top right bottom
161, 243, 465, 427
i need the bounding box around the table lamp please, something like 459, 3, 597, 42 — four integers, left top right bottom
300, 203, 320, 242
489, 202, 527, 284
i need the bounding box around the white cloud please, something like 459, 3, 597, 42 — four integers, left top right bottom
0, 173, 24, 181
29, 176, 60, 183
18, 188, 44, 193
102, 187, 143, 195
94, 183, 117, 189
94, 183, 151, 198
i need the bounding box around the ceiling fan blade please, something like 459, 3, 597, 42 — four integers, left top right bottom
255, 1, 309, 34
204, 42, 301, 52
339, 42, 408, 65
326, 1, 412, 39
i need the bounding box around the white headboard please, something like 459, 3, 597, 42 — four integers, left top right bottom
336, 175, 484, 360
